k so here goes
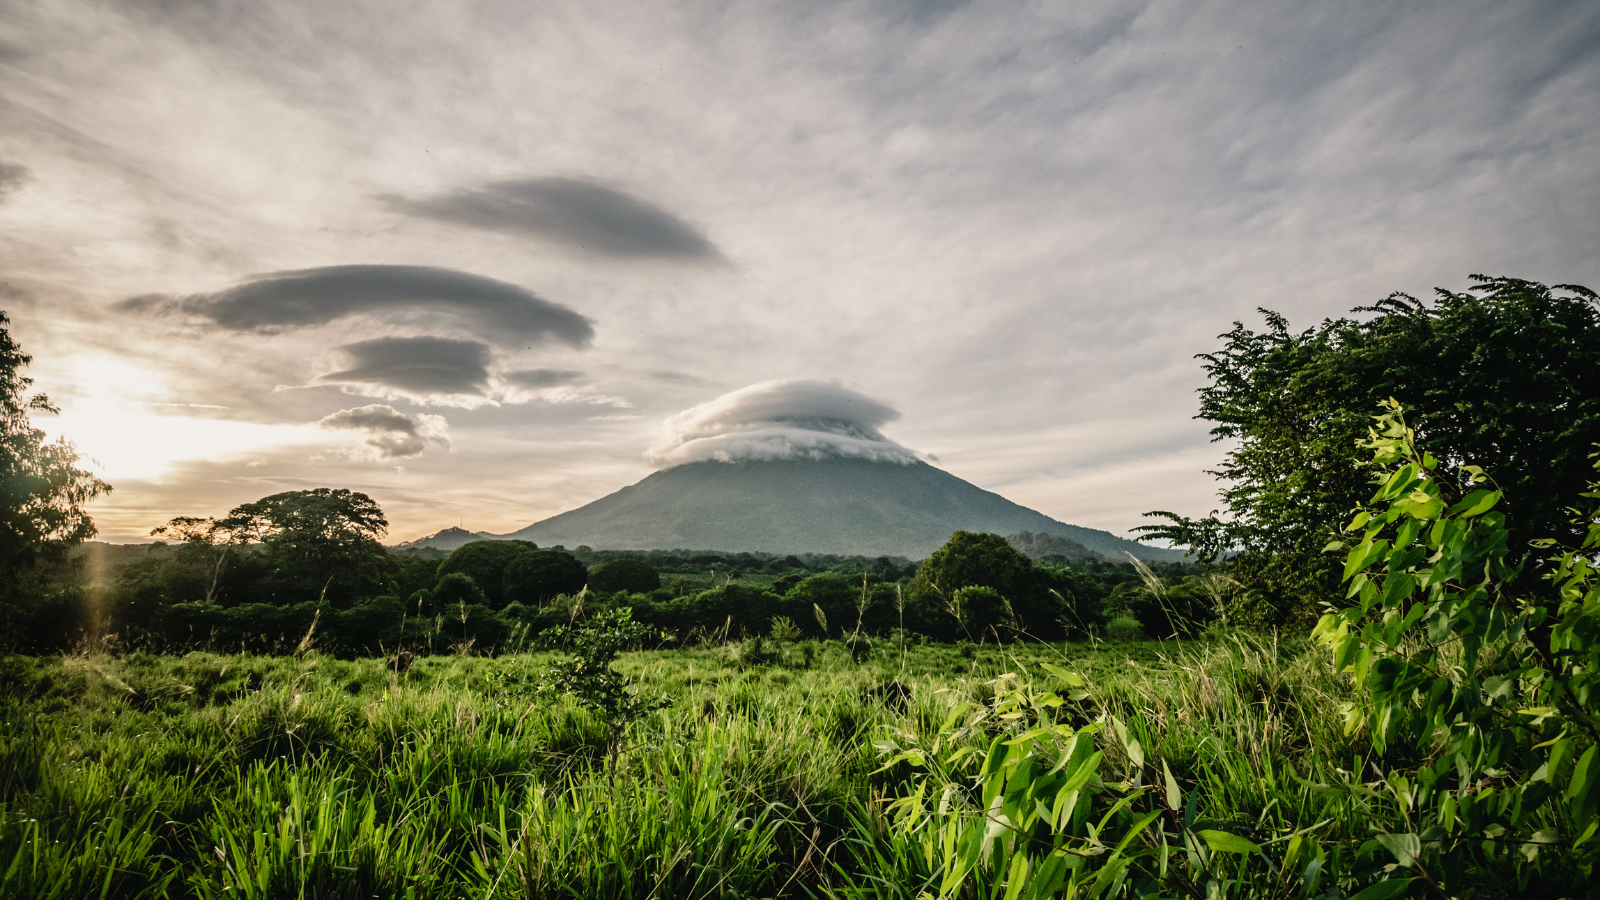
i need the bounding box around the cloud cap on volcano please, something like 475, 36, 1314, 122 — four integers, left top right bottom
647, 379, 919, 468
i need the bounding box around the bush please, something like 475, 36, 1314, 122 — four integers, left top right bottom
431, 572, 487, 611
1315, 400, 1600, 890
435, 540, 536, 607
330, 595, 403, 656
503, 549, 588, 606
587, 558, 660, 595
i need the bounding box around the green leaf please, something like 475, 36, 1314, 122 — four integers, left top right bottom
1376, 832, 1420, 867
1567, 745, 1598, 805
1446, 489, 1499, 518
1162, 760, 1180, 811
1040, 663, 1085, 688
1347, 878, 1418, 900
1195, 829, 1261, 854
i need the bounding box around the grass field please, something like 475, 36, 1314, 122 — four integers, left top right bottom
0, 633, 1406, 899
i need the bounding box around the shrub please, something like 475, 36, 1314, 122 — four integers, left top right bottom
537, 608, 671, 761
435, 540, 535, 607
504, 549, 588, 606
587, 558, 660, 595
1315, 400, 1600, 891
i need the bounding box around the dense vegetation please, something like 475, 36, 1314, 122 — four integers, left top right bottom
1139, 275, 1600, 629
15, 521, 1193, 655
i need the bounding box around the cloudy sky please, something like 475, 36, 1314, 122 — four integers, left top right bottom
3, 0, 1597, 544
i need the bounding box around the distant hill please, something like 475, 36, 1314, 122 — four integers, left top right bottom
486, 457, 1186, 561
1006, 531, 1105, 561
395, 526, 494, 551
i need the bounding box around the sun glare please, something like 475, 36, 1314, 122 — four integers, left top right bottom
42, 389, 321, 483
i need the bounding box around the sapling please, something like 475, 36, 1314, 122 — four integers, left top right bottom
537, 607, 670, 765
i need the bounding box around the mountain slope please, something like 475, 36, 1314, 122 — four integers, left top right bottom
495, 457, 1185, 560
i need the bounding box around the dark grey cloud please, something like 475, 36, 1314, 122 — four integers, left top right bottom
318, 403, 450, 460
0, 161, 29, 202
316, 336, 491, 401
381, 178, 721, 260
504, 368, 584, 389
118, 265, 593, 347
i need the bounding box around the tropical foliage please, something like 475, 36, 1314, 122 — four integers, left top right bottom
1140, 276, 1600, 628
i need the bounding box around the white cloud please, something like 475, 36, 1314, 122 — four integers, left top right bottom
647, 379, 919, 467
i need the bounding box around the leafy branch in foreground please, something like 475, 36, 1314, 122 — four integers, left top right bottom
1315, 399, 1600, 894
861, 668, 1282, 899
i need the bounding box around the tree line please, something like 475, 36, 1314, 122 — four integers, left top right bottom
16, 509, 1195, 654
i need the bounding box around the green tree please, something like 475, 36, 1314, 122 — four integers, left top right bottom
432, 571, 488, 610
1316, 401, 1600, 891
222, 488, 393, 607
503, 548, 588, 606
435, 539, 536, 607
587, 557, 660, 594
0, 313, 111, 644
912, 531, 1086, 639
1140, 275, 1600, 626
148, 514, 256, 606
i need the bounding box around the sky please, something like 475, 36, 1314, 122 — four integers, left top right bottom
2, 0, 1597, 545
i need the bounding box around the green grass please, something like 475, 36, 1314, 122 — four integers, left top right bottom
0, 636, 1377, 898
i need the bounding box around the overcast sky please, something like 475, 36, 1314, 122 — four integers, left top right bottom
3, 0, 1597, 545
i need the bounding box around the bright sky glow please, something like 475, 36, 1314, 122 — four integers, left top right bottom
45, 399, 322, 483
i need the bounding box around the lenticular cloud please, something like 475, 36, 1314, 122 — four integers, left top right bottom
646, 379, 920, 468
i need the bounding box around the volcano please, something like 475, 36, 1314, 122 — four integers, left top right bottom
482, 457, 1183, 560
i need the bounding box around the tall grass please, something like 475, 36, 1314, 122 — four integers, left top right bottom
0, 637, 1369, 898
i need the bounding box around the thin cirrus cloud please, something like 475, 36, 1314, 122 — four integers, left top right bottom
315, 336, 493, 406
318, 404, 451, 460
117, 264, 595, 347
646, 378, 920, 468
380, 178, 723, 261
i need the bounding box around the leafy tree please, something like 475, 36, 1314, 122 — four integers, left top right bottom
0, 313, 112, 644
148, 514, 258, 606
913, 532, 1033, 599
435, 539, 535, 607
912, 531, 1085, 639
1140, 276, 1600, 626
222, 488, 393, 607
432, 571, 488, 611
587, 558, 660, 594
771, 572, 804, 594
784, 571, 890, 638
948, 585, 1009, 640
504, 548, 588, 606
